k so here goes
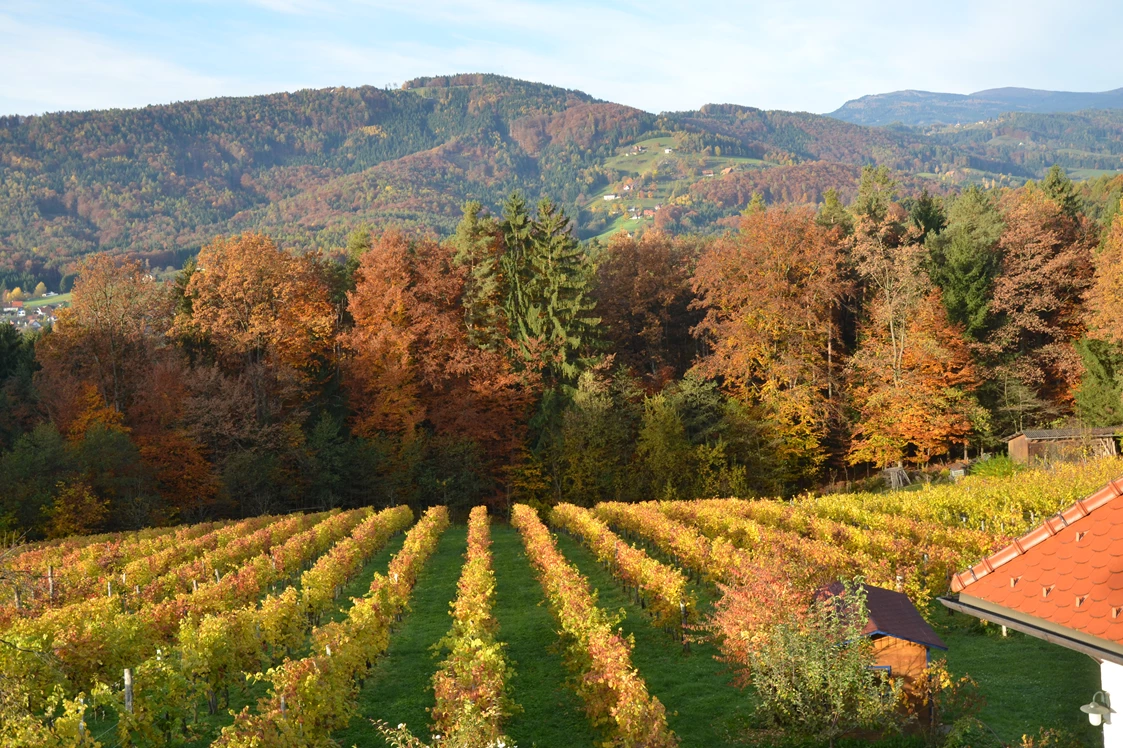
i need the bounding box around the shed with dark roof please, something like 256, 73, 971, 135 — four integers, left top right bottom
1006, 428, 1120, 465
819, 581, 947, 691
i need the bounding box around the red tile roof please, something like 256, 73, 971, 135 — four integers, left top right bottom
951, 477, 1123, 644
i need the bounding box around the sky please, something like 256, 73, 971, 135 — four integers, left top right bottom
2, 0, 1122, 117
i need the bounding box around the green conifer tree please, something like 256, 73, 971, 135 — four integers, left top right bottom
926, 186, 1005, 339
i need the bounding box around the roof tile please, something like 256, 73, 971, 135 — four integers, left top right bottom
952, 476, 1123, 647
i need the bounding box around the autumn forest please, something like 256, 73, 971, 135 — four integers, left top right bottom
2, 151, 1123, 538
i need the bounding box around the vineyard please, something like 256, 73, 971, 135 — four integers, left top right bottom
0, 460, 1116, 747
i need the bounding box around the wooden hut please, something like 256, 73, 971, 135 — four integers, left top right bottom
1006, 428, 1119, 465
819, 581, 947, 691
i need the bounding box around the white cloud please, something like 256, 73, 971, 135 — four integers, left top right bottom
2, 0, 1121, 116
0, 13, 238, 114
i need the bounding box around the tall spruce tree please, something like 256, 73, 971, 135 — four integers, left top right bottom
452, 201, 506, 350
524, 198, 600, 386
926, 186, 1005, 340
494, 194, 598, 386
909, 188, 946, 240
1042, 164, 1083, 219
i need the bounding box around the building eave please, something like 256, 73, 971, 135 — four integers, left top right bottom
939, 594, 1123, 665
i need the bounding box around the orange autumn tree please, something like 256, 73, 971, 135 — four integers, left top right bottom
176, 232, 336, 437
180, 233, 335, 375
36, 254, 170, 433
692, 206, 847, 481
848, 289, 985, 467
1086, 205, 1123, 343
345, 232, 534, 473
987, 187, 1095, 410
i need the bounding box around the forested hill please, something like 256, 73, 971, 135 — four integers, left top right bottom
829, 86, 1123, 126
4, 72, 1123, 290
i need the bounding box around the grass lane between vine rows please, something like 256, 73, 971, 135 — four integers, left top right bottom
551, 530, 756, 747
334, 524, 467, 746
490, 523, 599, 748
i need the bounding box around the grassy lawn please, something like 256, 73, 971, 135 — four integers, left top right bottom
933, 606, 1102, 746
335, 524, 468, 745
23, 293, 71, 308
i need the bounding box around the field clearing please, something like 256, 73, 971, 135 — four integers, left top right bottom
1, 462, 1116, 746
20, 293, 71, 308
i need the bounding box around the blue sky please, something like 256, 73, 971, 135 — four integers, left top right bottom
2, 0, 1121, 117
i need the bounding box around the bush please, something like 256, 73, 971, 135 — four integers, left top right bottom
942, 717, 1003, 748
969, 455, 1023, 478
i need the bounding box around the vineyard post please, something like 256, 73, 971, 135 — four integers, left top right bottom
124, 668, 134, 713
214, 569, 220, 583
681, 601, 689, 653
13, 586, 20, 610
107, 579, 112, 597
47, 565, 54, 601
193, 579, 198, 593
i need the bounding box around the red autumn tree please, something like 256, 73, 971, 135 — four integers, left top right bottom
987, 188, 1096, 408
345, 232, 534, 469
594, 231, 702, 384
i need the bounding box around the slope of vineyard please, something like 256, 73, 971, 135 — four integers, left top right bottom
0, 462, 1113, 746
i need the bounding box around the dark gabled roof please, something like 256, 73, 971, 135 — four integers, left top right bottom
1007, 428, 1122, 442
819, 581, 947, 650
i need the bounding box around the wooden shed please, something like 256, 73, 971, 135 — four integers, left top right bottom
819, 581, 947, 692
1006, 428, 1120, 465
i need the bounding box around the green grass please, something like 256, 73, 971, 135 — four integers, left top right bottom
491, 524, 600, 747
21, 293, 70, 308
934, 607, 1102, 746
552, 529, 758, 746
335, 524, 468, 745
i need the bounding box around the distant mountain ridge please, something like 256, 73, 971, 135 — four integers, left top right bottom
3, 73, 1123, 291
829, 86, 1123, 126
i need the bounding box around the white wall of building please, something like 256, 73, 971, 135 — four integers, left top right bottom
1102, 660, 1123, 747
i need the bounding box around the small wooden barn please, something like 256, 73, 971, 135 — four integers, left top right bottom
1006, 428, 1120, 465
819, 581, 947, 691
